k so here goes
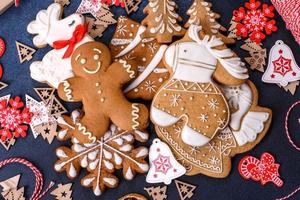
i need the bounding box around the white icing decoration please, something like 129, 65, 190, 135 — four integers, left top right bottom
233, 111, 269, 146
122, 134, 134, 142
111, 38, 133, 46
104, 160, 114, 170
94, 185, 101, 196
71, 110, 81, 123
57, 116, 75, 130
62, 80, 73, 101
119, 59, 135, 79
58, 130, 67, 139
115, 26, 146, 58
131, 103, 140, 129
89, 159, 99, 170
80, 155, 88, 168
136, 147, 148, 158
103, 178, 117, 186
114, 153, 122, 165
76, 122, 97, 143
83, 61, 102, 74
88, 150, 98, 160
181, 125, 210, 146
124, 45, 168, 93
113, 138, 123, 146
56, 149, 68, 158
82, 177, 95, 186
146, 139, 186, 185
74, 143, 87, 152
134, 130, 149, 140
125, 167, 134, 180
27, 3, 94, 88
69, 163, 77, 178
120, 144, 132, 152
103, 149, 112, 159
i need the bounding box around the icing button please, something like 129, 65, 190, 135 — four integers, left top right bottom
95, 82, 100, 87
100, 98, 105, 103
97, 90, 102, 94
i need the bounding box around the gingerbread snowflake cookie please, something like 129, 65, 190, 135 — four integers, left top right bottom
55, 111, 149, 196
110, 17, 170, 100
151, 25, 248, 147
57, 41, 149, 143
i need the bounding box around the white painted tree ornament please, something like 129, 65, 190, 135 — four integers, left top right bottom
146, 138, 186, 185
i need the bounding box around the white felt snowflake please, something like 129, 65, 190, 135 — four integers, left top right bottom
169, 94, 182, 107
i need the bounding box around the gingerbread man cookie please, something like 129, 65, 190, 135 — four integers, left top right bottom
58, 42, 149, 143
27, 3, 94, 88
110, 17, 170, 100
151, 25, 249, 147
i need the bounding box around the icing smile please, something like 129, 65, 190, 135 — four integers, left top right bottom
83, 62, 101, 74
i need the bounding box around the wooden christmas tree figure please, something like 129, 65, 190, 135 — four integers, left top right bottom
144, 186, 167, 200
16, 41, 36, 63
95, 5, 117, 26
175, 180, 197, 200
245, 49, 267, 72
124, 0, 141, 14
185, 0, 235, 44
141, 0, 186, 43
34, 88, 55, 103
50, 183, 73, 200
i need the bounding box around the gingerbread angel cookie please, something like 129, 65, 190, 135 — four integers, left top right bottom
57, 42, 149, 143
151, 25, 249, 147
27, 3, 94, 88
155, 80, 272, 178
110, 17, 170, 100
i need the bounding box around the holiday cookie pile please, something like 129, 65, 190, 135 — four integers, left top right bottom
22, 0, 275, 198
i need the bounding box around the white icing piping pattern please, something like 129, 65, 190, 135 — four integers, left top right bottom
76, 122, 97, 143
131, 103, 140, 130
119, 59, 135, 79
62, 80, 73, 101
188, 25, 249, 80
124, 45, 168, 93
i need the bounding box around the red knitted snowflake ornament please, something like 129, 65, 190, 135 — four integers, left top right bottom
0, 96, 33, 141
233, 0, 277, 43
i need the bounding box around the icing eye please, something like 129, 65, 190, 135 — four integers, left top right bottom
69, 20, 75, 27
94, 54, 100, 60
80, 58, 87, 64
184, 50, 187, 53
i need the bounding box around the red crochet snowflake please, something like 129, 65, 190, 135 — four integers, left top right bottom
233, 0, 277, 43
0, 96, 33, 141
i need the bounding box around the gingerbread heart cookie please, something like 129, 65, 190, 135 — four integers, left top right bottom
57, 41, 149, 143
110, 17, 170, 100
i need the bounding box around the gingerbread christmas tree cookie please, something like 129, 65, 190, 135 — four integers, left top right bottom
141, 0, 186, 43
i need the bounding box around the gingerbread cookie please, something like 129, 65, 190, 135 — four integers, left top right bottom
110, 17, 170, 100
55, 111, 149, 196
27, 3, 94, 88
155, 80, 272, 178
141, 0, 186, 43
185, 0, 235, 44
151, 25, 248, 147
57, 41, 149, 143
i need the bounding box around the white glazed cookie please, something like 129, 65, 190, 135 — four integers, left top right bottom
151, 25, 248, 147
110, 17, 170, 100
27, 3, 94, 88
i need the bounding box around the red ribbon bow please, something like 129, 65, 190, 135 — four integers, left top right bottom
53, 24, 87, 59
238, 152, 284, 187
15, 0, 20, 7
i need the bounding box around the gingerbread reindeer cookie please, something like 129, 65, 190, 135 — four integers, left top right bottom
110, 17, 170, 100
27, 3, 94, 88
57, 42, 149, 143
151, 25, 249, 147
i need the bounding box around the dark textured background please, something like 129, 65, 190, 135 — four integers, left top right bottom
0, 0, 300, 199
